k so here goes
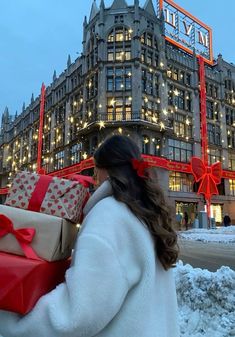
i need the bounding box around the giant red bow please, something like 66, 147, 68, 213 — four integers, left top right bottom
191, 157, 222, 200
0, 214, 41, 260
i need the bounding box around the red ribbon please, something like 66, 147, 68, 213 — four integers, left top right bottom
28, 175, 53, 212
131, 159, 151, 178
191, 157, 222, 200
70, 174, 96, 187
0, 214, 41, 260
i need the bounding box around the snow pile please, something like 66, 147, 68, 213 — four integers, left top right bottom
175, 262, 235, 337
179, 226, 235, 243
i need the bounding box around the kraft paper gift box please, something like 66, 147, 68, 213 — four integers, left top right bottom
0, 252, 71, 314
0, 205, 78, 261
5, 171, 89, 223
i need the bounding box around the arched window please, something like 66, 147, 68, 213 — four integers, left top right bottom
107, 26, 132, 62
108, 27, 131, 42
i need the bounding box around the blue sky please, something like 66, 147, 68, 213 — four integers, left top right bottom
0, 0, 234, 121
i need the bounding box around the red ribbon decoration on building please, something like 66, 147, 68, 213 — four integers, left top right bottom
191, 157, 222, 201
0, 214, 41, 260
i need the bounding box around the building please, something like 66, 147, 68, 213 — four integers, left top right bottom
1, 0, 235, 225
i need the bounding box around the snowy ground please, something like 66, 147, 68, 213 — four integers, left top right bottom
176, 226, 235, 337
175, 263, 235, 337
178, 225, 235, 244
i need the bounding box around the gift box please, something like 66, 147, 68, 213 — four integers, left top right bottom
0, 252, 70, 314
0, 205, 78, 261
5, 171, 89, 223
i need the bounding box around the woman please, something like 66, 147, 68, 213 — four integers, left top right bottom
0, 135, 180, 337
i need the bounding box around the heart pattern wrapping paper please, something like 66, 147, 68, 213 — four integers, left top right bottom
5, 171, 89, 223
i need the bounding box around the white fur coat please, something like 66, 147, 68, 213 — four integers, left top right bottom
0, 181, 179, 337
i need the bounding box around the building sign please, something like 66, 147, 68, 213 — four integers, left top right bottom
158, 0, 213, 65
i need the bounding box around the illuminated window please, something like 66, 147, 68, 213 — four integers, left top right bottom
70, 143, 82, 165
108, 27, 131, 43
174, 114, 192, 138
141, 99, 159, 123
229, 179, 235, 196
54, 151, 64, 170
107, 97, 132, 121
228, 153, 235, 170
169, 172, 194, 192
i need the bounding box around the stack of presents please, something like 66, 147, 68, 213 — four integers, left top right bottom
0, 171, 91, 314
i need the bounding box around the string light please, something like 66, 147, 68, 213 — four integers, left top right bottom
162, 109, 168, 116
174, 89, 179, 96
98, 121, 105, 129
159, 121, 165, 131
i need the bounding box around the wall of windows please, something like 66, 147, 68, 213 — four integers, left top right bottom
168, 139, 193, 162
169, 171, 194, 192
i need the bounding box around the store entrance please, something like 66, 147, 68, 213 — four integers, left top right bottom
175, 201, 198, 229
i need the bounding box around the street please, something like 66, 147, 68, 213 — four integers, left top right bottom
178, 239, 235, 272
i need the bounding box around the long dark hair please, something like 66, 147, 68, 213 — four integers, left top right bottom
94, 135, 178, 270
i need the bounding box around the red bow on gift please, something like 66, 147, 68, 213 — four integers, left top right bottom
70, 174, 96, 187
0, 214, 41, 260
191, 157, 222, 200
131, 159, 151, 178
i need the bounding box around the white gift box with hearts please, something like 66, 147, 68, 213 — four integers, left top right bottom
5, 171, 89, 223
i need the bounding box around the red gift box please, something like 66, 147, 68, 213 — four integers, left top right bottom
0, 252, 70, 314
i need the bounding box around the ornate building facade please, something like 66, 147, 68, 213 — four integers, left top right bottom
1, 0, 235, 224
